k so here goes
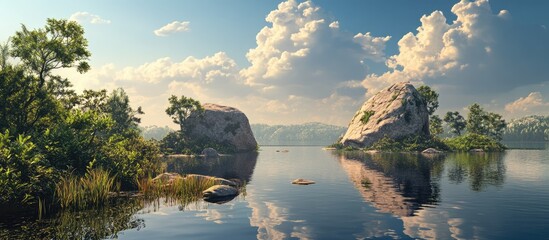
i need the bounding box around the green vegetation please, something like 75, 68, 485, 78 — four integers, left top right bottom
417, 85, 438, 115
0, 19, 161, 212
139, 175, 217, 202
429, 115, 443, 136
444, 133, 506, 151
360, 110, 376, 124
466, 103, 506, 141
55, 168, 116, 209
165, 95, 204, 134
368, 135, 449, 152
444, 111, 466, 136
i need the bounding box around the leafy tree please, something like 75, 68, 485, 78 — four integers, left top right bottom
466, 103, 506, 141
429, 115, 443, 136
417, 85, 439, 115
466, 103, 486, 135
0, 38, 10, 70
0, 66, 62, 135
0, 130, 55, 205
10, 18, 90, 86
105, 88, 143, 136
444, 111, 466, 136
484, 112, 506, 141
165, 95, 203, 133
79, 89, 108, 112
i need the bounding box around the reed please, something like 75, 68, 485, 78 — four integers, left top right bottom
138, 175, 217, 202
55, 168, 116, 209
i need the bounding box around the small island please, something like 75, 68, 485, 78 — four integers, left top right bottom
333, 82, 506, 153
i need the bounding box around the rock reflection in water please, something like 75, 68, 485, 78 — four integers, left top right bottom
336, 151, 444, 217
164, 151, 258, 184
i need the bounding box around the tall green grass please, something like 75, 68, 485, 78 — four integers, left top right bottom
55, 168, 116, 209
138, 175, 217, 203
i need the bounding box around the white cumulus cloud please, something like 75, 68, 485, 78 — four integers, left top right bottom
505, 92, 549, 114
154, 21, 190, 36
363, 0, 549, 98
240, 0, 390, 99
69, 12, 111, 24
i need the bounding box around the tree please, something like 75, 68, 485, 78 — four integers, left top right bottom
417, 85, 439, 115
10, 18, 90, 86
466, 103, 487, 135
429, 115, 443, 136
106, 88, 143, 136
466, 103, 506, 141
444, 111, 466, 136
0, 38, 10, 70
485, 112, 506, 141
165, 95, 203, 133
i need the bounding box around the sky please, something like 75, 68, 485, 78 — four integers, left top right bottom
1, 0, 548, 128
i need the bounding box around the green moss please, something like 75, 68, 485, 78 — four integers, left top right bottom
360, 110, 376, 124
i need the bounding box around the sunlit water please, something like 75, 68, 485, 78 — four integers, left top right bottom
1, 145, 548, 239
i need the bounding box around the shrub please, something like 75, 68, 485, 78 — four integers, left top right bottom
444, 133, 506, 152
0, 131, 56, 206
360, 111, 375, 124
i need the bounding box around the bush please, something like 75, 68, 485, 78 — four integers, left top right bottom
368, 135, 449, 152
444, 133, 506, 152
0, 131, 56, 206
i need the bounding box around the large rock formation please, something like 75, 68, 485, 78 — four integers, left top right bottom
340, 82, 429, 148
187, 103, 258, 152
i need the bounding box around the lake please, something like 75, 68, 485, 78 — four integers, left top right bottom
1, 145, 548, 239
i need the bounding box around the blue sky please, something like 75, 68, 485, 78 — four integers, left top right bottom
1, 0, 548, 127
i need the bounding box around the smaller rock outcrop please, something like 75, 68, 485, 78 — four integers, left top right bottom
185, 174, 237, 187
187, 103, 258, 152
340, 82, 430, 148
201, 148, 219, 158
202, 185, 239, 199
151, 172, 183, 185
291, 178, 316, 185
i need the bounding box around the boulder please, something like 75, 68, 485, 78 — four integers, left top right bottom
202, 185, 239, 199
201, 148, 219, 158
184, 174, 237, 187
187, 103, 258, 152
422, 148, 442, 154
291, 178, 316, 185
340, 82, 430, 148
151, 172, 183, 184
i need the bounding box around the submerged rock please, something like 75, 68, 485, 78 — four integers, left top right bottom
291, 178, 316, 185
202, 185, 239, 199
187, 103, 258, 152
340, 82, 430, 148
201, 148, 219, 158
422, 148, 443, 154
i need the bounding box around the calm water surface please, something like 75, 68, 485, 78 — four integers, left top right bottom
1, 146, 548, 239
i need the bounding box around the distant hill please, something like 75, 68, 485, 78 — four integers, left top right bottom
140, 125, 173, 140
251, 122, 346, 146
503, 115, 549, 141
